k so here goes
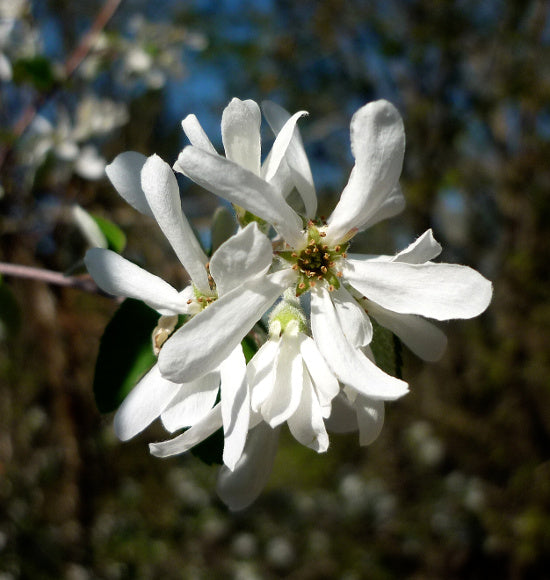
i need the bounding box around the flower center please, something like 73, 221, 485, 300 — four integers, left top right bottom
278, 222, 348, 296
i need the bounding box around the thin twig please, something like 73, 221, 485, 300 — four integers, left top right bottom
0, 262, 103, 295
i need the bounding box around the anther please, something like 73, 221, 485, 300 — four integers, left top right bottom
336, 271, 343, 278
317, 275, 323, 280
186, 299, 192, 304
322, 245, 329, 251
323, 253, 330, 260
312, 246, 318, 253
309, 239, 316, 246
321, 265, 328, 274
328, 284, 335, 291
329, 261, 336, 267
291, 252, 298, 258
335, 245, 341, 252
319, 232, 326, 237
341, 252, 347, 258
298, 282, 306, 289
292, 264, 299, 270
309, 280, 316, 287
304, 248, 312, 255
205, 261, 210, 269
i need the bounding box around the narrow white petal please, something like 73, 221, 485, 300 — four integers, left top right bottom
105, 152, 153, 217
149, 404, 222, 458
310, 287, 409, 400
141, 154, 210, 291
262, 110, 308, 183
216, 422, 280, 511
114, 364, 180, 441
221, 98, 261, 175
327, 100, 405, 241
261, 333, 303, 427
325, 393, 358, 434
181, 114, 218, 154
174, 147, 304, 246
160, 372, 220, 432
332, 285, 373, 347
220, 346, 250, 471
209, 222, 273, 296
367, 300, 448, 362
287, 370, 329, 453
159, 269, 297, 383
355, 396, 385, 446
298, 334, 339, 412
360, 184, 405, 231
344, 259, 493, 320
85, 248, 189, 315
393, 229, 442, 263
248, 340, 279, 412
262, 100, 317, 218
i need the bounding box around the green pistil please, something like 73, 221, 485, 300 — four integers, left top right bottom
279, 223, 349, 296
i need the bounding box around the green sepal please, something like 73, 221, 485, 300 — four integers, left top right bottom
370, 318, 403, 379
93, 298, 158, 413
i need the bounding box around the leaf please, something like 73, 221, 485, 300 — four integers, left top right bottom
91, 214, 127, 253
0, 279, 22, 338
12, 56, 56, 92
210, 205, 236, 253
370, 318, 403, 379
93, 298, 158, 413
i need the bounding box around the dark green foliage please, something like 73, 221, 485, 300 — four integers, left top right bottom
93, 298, 157, 413
370, 318, 403, 380
12, 56, 56, 92
91, 214, 127, 253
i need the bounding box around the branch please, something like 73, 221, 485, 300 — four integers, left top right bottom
0, 262, 104, 295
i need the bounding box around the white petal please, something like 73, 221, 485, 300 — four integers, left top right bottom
393, 229, 442, 264
105, 152, 153, 217
174, 147, 304, 246
367, 300, 448, 362
261, 332, 303, 427
287, 370, 329, 453
221, 98, 261, 175
159, 269, 297, 383
344, 259, 493, 321
262, 100, 317, 218
248, 339, 279, 412
85, 248, 189, 315
149, 404, 222, 458
141, 154, 210, 291
216, 422, 280, 511
209, 222, 273, 295
160, 372, 220, 432
355, 396, 385, 446
298, 334, 339, 412
114, 364, 180, 441
181, 114, 218, 154
220, 345, 250, 471
327, 100, 405, 241
332, 285, 373, 347
310, 287, 409, 400
262, 110, 308, 184
325, 393, 359, 434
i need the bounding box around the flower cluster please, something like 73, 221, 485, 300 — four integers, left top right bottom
85, 98, 493, 510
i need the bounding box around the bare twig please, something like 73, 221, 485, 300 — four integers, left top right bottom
0, 262, 103, 295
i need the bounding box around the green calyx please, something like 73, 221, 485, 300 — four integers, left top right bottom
278, 223, 349, 296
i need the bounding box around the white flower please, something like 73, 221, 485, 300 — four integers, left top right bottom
174, 99, 493, 397
84, 153, 287, 470
248, 308, 339, 453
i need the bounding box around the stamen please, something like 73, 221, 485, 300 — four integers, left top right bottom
328, 284, 335, 291
298, 282, 306, 289
186, 299, 192, 304
321, 266, 328, 274
292, 264, 299, 270
336, 271, 343, 278
319, 231, 326, 237
309, 280, 316, 287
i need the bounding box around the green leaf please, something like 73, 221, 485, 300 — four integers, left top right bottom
211, 205, 237, 254
0, 278, 22, 338
12, 56, 56, 92
370, 318, 403, 379
91, 214, 127, 253
93, 298, 158, 413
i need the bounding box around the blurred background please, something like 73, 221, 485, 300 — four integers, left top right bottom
0, 0, 549, 578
